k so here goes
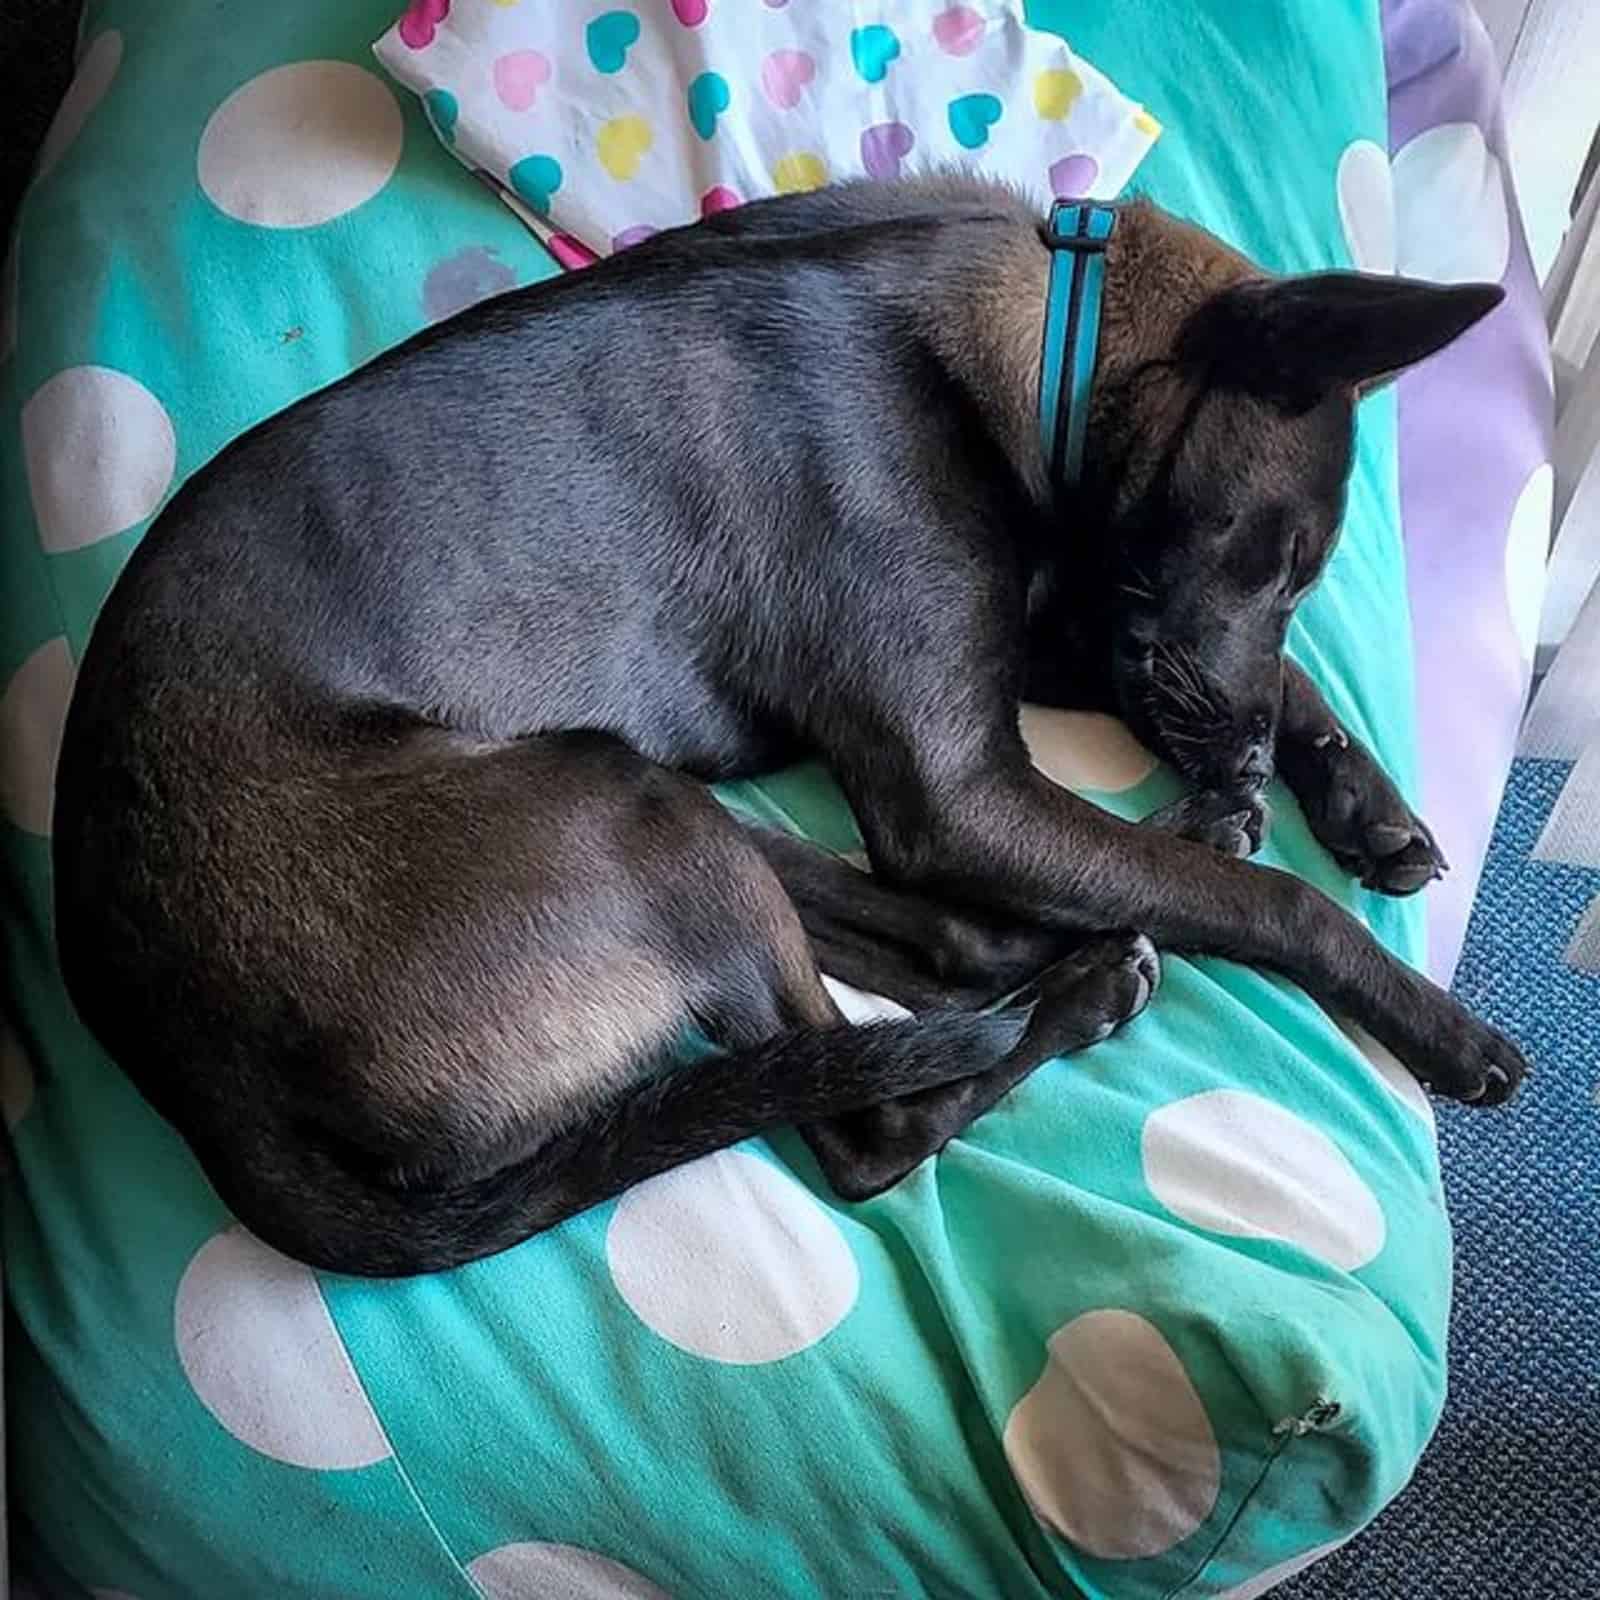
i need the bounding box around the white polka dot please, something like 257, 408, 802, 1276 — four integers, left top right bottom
1142, 1090, 1386, 1271
1340, 1022, 1435, 1132
198, 62, 403, 228
1004, 1308, 1220, 1559
1393, 122, 1510, 284
2, 1024, 36, 1133
0, 637, 75, 836
1019, 706, 1158, 793
607, 1149, 858, 1363
23, 366, 176, 552
1337, 140, 1396, 274
469, 1543, 670, 1600
1504, 462, 1553, 662
821, 974, 911, 1024
1218, 1538, 1348, 1599
34, 30, 122, 182
174, 1225, 391, 1469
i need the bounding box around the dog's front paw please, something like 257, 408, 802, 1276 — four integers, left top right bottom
1145, 788, 1270, 858
1403, 998, 1530, 1106
1289, 733, 1446, 895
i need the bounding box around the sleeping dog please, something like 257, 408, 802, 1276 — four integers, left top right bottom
53, 176, 1524, 1276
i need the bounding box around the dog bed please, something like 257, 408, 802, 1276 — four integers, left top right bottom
0, 2, 1548, 1597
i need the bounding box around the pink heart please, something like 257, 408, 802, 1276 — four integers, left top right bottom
548, 234, 599, 271
761, 48, 817, 110
493, 50, 552, 112
398, 0, 450, 50
932, 5, 985, 56
671, 0, 709, 24
700, 185, 741, 217
860, 121, 915, 181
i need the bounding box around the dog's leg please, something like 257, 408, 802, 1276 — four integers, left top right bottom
747, 826, 1080, 1010
747, 828, 1168, 1197
828, 713, 1525, 1108
1276, 661, 1447, 894
150, 730, 1167, 1272
799, 931, 1160, 1198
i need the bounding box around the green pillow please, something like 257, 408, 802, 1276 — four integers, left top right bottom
1, 2, 1445, 1596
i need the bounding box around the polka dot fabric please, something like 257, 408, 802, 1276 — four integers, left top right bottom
371, 0, 1161, 258
0, 2, 1514, 1597
1347, 0, 1555, 984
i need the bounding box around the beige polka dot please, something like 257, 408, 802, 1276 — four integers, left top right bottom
174, 1225, 391, 1469
1218, 1538, 1348, 1598
35, 30, 122, 181
469, 1543, 669, 1600
1, 1023, 36, 1133
1142, 1090, 1386, 1271
607, 1149, 858, 1363
0, 637, 75, 836
1504, 462, 1553, 662
199, 62, 403, 228
23, 366, 177, 552
1340, 1022, 1435, 1133
1337, 139, 1395, 274
1019, 706, 1158, 793
1004, 1308, 1220, 1559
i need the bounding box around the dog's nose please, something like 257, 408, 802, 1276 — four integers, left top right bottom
1235, 741, 1273, 787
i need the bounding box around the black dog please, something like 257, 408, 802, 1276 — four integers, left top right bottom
53, 177, 1524, 1276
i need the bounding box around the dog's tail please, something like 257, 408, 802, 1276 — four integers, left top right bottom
214, 1009, 1031, 1277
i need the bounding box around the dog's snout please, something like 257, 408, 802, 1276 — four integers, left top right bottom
1235, 737, 1273, 787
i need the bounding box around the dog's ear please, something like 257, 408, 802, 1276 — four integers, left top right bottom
1183, 272, 1504, 405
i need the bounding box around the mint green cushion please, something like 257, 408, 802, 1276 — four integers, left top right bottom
1, 3, 1447, 1597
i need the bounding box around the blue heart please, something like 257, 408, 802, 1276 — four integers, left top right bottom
509, 154, 564, 217
687, 71, 731, 142
586, 10, 642, 75
850, 24, 901, 85
949, 92, 1003, 151
422, 88, 458, 147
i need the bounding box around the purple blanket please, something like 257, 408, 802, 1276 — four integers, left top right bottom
1381, 0, 1554, 979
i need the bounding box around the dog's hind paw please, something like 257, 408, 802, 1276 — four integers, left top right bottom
802, 932, 1161, 1202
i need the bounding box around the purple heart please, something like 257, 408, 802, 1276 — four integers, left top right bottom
1049, 153, 1100, 199
612, 224, 658, 251
861, 121, 915, 181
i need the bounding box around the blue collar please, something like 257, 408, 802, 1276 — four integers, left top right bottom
1038, 200, 1118, 494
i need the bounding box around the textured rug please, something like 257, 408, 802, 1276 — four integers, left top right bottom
1284, 757, 1600, 1600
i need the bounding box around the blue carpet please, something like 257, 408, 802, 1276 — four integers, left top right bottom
1283, 757, 1600, 1599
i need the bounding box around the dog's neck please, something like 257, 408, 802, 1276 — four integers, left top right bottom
924, 195, 1255, 511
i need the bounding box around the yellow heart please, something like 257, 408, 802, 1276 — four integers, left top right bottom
598, 115, 653, 181
773, 152, 827, 195
1135, 108, 1163, 138
1033, 68, 1082, 121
